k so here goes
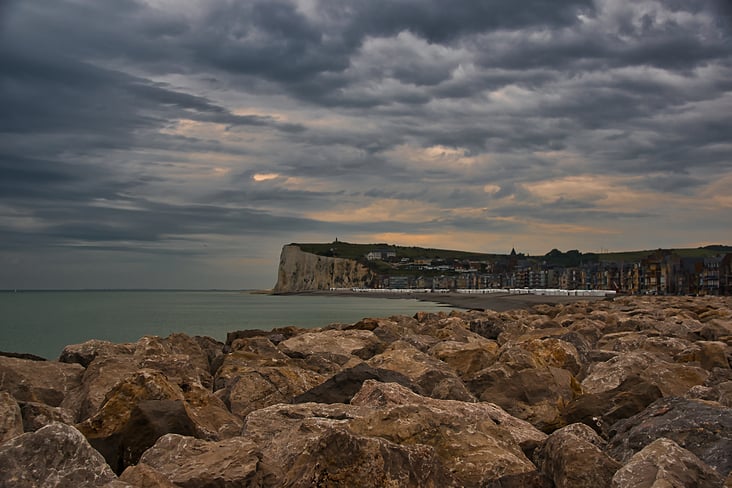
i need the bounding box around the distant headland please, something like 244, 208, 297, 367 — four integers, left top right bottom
274, 241, 732, 296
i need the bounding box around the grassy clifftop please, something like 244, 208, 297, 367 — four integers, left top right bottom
294, 241, 500, 261
293, 241, 731, 264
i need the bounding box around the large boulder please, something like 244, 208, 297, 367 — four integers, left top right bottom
136, 433, 277, 487
0, 355, 84, 407
367, 341, 475, 401
349, 381, 545, 486
76, 369, 241, 474
582, 351, 708, 397
611, 437, 724, 488
561, 375, 663, 436
215, 359, 327, 418
608, 396, 732, 477
534, 423, 621, 488
428, 338, 500, 378
467, 364, 581, 431
282, 427, 457, 488
291, 362, 422, 404
18, 400, 75, 432
0, 423, 119, 487
351, 380, 548, 457
0, 391, 23, 443
278, 328, 384, 364
61, 334, 217, 421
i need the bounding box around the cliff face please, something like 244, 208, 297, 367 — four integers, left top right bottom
273, 244, 374, 293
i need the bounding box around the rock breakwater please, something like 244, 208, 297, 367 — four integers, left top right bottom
1, 296, 731, 487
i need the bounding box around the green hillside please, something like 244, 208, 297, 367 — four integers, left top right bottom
294, 241, 731, 265
294, 241, 500, 261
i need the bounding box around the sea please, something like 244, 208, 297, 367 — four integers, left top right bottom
0, 290, 453, 360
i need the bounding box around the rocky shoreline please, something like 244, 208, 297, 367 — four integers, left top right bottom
1, 295, 731, 487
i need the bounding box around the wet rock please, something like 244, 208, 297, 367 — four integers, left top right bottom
0, 355, 84, 407
608, 396, 732, 477
0, 391, 23, 443
611, 438, 723, 488
0, 423, 119, 487
367, 341, 475, 401
534, 423, 621, 488
137, 433, 277, 487
19, 400, 75, 432
561, 375, 663, 436
291, 362, 422, 404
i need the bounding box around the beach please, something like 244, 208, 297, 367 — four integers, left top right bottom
302, 289, 608, 312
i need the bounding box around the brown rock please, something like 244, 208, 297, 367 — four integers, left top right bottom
76, 369, 241, 473
349, 381, 544, 485
59, 339, 135, 368
278, 328, 384, 363
19, 400, 75, 432
0, 391, 23, 443
217, 361, 326, 418
351, 380, 548, 457
611, 438, 723, 488
534, 423, 621, 488
0, 355, 84, 407
428, 338, 500, 378
62, 334, 217, 421
283, 427, 457, 487
467, 364, 581, 431
561, 375, 663, 436
119, 464, 178, 488
582, 351, 708, 397
291, 362, 422, 404
0, 423, 119, 487
243, 401, 372, 471
367, 341, 475, 401
137, 433, 277, 487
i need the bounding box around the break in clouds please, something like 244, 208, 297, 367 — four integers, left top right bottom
1, 0, 731, 288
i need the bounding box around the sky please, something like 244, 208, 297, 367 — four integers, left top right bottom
1, 0, 731, 289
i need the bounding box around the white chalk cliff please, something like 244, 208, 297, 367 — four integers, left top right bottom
273, 244, 374, 293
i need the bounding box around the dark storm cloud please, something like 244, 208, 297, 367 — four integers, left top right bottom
1, 0, 731, 288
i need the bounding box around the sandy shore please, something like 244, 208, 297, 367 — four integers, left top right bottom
294, 290, 608, 312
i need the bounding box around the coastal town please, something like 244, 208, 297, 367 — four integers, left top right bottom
349, 246, 732, 296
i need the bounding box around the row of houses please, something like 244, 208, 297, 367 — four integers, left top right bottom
365, 249, 732, 295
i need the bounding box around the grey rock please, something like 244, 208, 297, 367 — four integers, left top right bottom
608, 396, 732, 477
0, 423, 118, 487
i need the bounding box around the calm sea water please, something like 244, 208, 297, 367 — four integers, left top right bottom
0, 291, 453, 359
